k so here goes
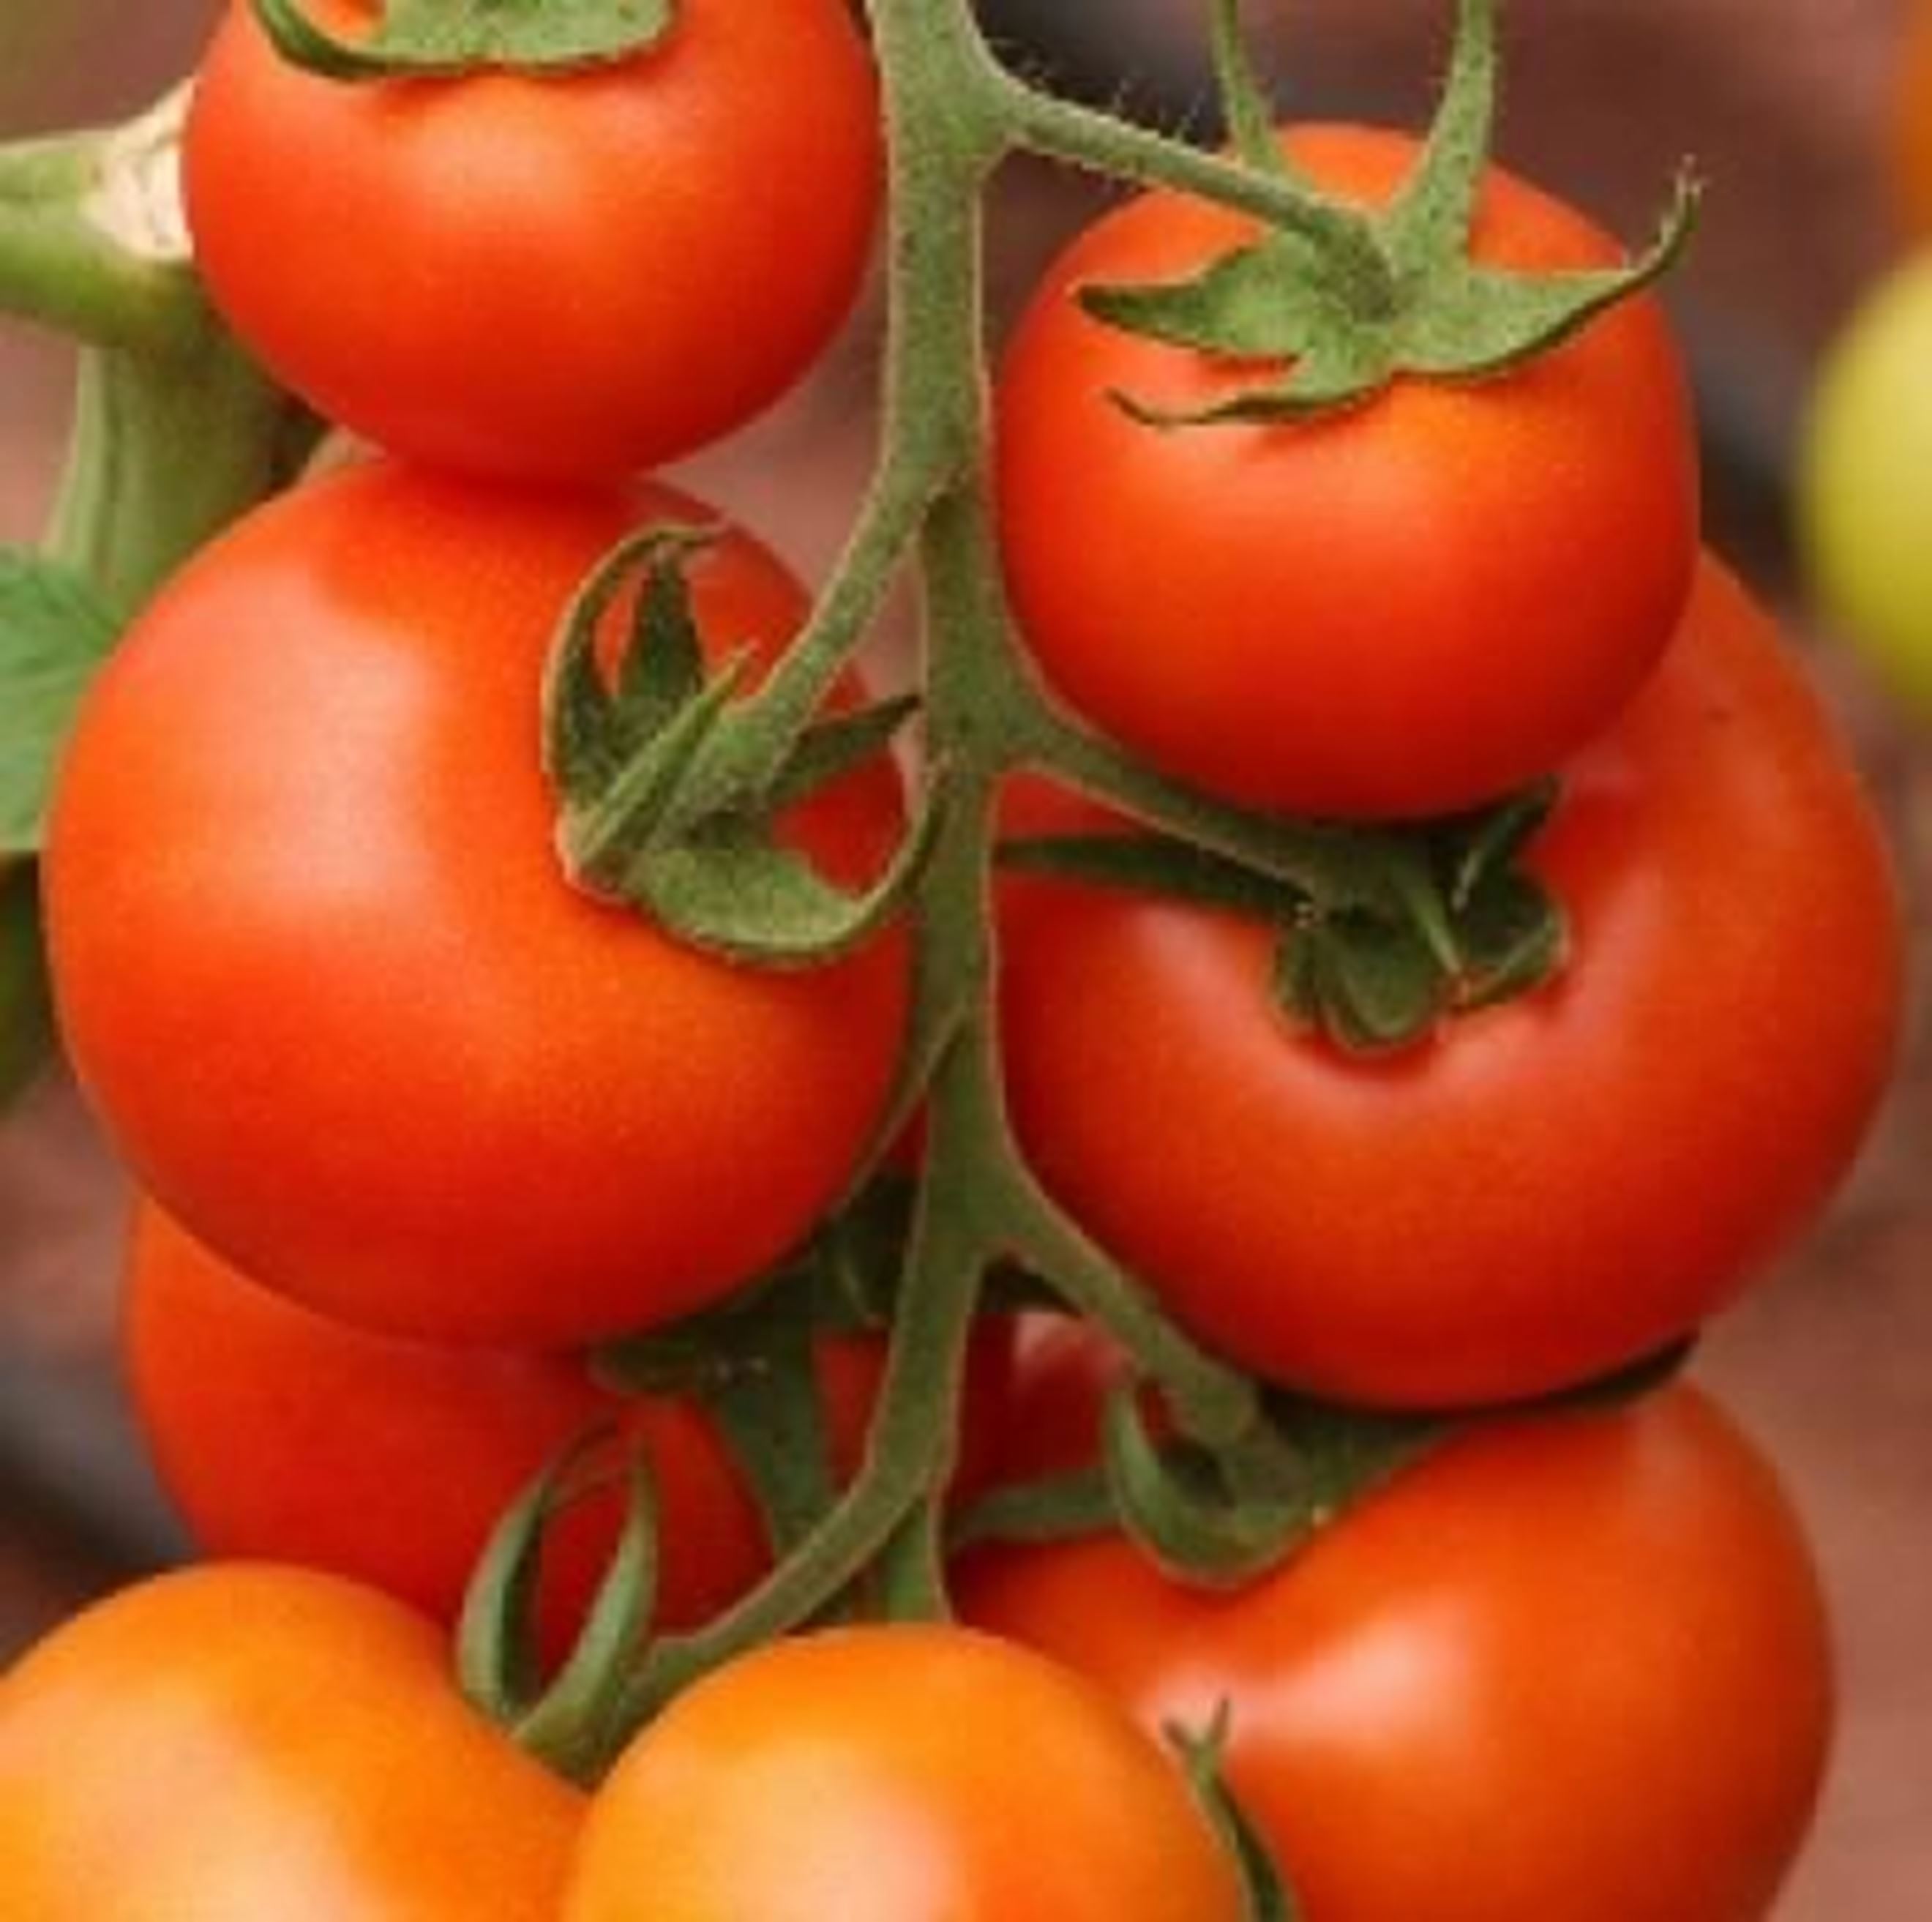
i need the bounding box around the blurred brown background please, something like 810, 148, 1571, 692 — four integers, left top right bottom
2, 2, 1927, 1914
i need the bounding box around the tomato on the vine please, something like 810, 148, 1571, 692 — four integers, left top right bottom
0, 1566, 580, 1919
1000, 557, 1901, 1406
125, 1202, 1014, 1656
46, 461, 911, 1350
997, 124, 1699, 821
960, 1383, 1832, 1922
566, 1626, 1250, 1921
184, 0, 883, 482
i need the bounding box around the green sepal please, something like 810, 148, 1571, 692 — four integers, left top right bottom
1001, 781, 1568, 1055
948, 1464, 1117, 1555
512, 1451, 662, 1784
622, 782, 940, 968
545, 529, 926, 971
543, 524, 718, 810
1082, 0, 1699, 422
1170, 1710, 1302, 1922
1276, 908, 1449, 1055
0, 548, 119, 854
0, 866, 54, 1110
457, 1424, 624, 1727
250, 0, 673, 83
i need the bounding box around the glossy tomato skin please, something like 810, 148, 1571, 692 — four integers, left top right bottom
125, 1203, 1014, 1656
185, 0, 880, 481
47, 462, 910, 1350
960, 1385, 1832, 1922
566, 1626, 1248, 1922
0, 1566, 580, 1919
1901, 0, 1932, 236
1000, 557, 1902, 1406
997, 125, 1698, 821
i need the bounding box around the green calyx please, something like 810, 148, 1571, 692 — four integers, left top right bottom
250, 0, 674, 83
1000, 782, 1568, 1055
1082, 0, 1700, 424
543, 530, 932, 968
1171, 1710, 1303, 1921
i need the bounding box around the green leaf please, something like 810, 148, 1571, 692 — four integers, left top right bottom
0, 550, 119, 854
251, 0, 674, 82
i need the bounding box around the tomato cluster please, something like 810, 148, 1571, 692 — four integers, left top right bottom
0, 0, 1905, 1917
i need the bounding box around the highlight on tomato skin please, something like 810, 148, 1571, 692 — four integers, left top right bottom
999, 556, 1905, 1409
996, 124, 1700, 824
184, 0, 886, 482
42, 459, 915, 1355
0, 1564, 583, 1921
959, 1380, 1834, 1922
125, 1199, 1017, 1663
564, 1624, 1254, 1922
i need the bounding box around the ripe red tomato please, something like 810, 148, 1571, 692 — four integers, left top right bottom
184, 0, 880, 482
1000, 557, 1901, 1405
0, 1565, 580, 1918
47, 461, 910, 1350
566, 1626, 1250, 1921
959, 1384, 1832, 1922
997, 124, 1699, 820
125, 1201, 1014, 1656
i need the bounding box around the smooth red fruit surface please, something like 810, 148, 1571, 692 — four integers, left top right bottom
47, 462, 910, 1350
1901, 0, 1932, 235
0, 1566, 580, 1919
126, 1202, 1013, 1654
961, 1386, 1832, 1922
185, 0, 880, 481
1000, 557, 1902, 1406
566, 1626, 1248, 1921
997, 124, 1698, 820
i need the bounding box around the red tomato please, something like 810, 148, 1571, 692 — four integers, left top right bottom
125, 1201, 1014, 1655
46, 461, 910, 1350
0, 1565, 580, 1918
185, 0, 881, 481
566, 1626, 1250, 1921
997, 124, 1699, 820
959, 1384, 1832, 1922
1000, 557, 1901, 1406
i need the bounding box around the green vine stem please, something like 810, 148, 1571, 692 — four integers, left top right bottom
0, 87, 310, 619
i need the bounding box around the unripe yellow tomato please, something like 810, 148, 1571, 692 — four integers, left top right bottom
1799, 253, 1932, 719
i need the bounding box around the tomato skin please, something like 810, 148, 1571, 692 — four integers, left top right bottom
125, 1202, 1014, 1654
566, 1626, 1248, 1921
960, 1385, 1832, 1922
1000, 557, 1901, 1406
46, 461, 910, 1350
997, 124, 1697, 821
0, 1566, 580, 1919
185, 0, 880, 481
